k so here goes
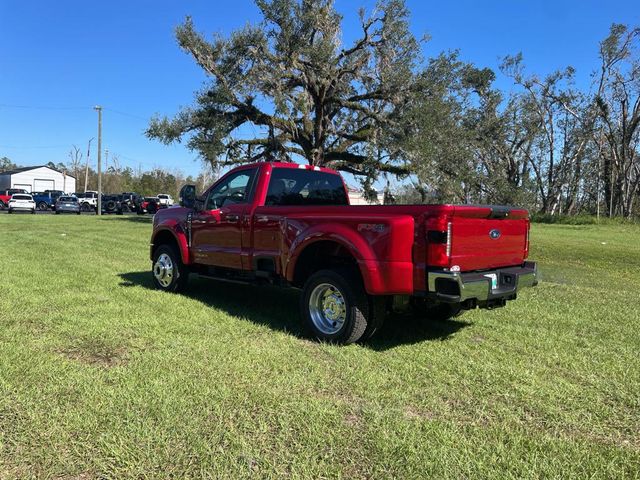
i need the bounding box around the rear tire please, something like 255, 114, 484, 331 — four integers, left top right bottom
38, 201, 48, 211
300, 268, 374, 344
152, 245, 189, 293
359, 296, 386, 342
31, 209, 36, 214
7, 208, 12, 214
0, 200, 5, 210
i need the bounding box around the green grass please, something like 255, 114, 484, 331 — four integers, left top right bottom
0, 215, 639, 479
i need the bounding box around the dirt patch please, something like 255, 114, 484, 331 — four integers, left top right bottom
54, 473, 95, 480
403, 405, 436, 421
56, 335, 129, 368
344, 412, 362, 428
58, 347, 127, 367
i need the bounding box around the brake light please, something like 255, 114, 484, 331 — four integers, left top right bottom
426, 216, 452, 268
524, 220, 530, 259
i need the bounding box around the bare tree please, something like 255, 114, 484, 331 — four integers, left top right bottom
592, 24, 640, 217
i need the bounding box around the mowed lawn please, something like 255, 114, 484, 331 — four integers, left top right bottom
0, 214, 638, 479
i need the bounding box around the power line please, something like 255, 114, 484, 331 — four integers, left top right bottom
0, 103, 91, 111
0, 103, 151, 121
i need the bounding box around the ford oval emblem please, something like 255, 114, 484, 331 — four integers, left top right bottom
489, 229, 501, 239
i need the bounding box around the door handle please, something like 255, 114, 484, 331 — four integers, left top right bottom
255, 215, 269, 223
192, 219, 206, 224
226, 214, 240, 222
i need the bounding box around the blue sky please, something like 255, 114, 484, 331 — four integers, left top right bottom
1, 0, 638, 178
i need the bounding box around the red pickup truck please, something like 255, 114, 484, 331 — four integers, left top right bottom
150, 162, 537, 344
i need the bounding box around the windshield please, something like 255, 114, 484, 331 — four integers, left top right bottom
12, 194, 32, 200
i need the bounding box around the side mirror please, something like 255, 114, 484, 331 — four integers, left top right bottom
179, 184, 197, 209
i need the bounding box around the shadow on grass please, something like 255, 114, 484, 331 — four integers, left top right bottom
102, 214, 154, 223
118, 271, 468, 350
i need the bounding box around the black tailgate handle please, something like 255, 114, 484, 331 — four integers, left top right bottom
489, 207, 511, 219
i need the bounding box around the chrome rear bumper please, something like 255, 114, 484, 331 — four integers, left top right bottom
427, 261, 538, 306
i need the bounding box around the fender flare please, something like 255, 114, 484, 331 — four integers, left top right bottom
285, 223, 376, 288
151, 225, 191, 264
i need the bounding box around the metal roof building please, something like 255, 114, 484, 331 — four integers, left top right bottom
0, 165, 76, 194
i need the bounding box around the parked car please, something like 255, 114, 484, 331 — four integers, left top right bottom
157, 194, 174, 207
137, 197, 159, 215
55, 196, 81, 215
0, 188, 28, 210
32, 191, 63, 211
101, 194, 123, 214
119, 192, 141, 213
7, 193, 36, 214
75, 191, 99, 212
149, 162, 538, 344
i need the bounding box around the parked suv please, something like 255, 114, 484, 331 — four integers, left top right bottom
136, 197, 160, 215
8, 193, 36, 214
55, 196, 81, 215
101, 194, 123, 214
157, 194, 174, 207
120, 192, 141, 213
75, 191, 99, 212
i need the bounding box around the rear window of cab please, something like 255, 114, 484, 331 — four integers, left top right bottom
265, 168, 348, 206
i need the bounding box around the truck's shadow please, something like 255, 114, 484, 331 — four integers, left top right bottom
118, 271, 468, 350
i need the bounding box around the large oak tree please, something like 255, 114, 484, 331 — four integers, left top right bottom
147, 0, 420, 182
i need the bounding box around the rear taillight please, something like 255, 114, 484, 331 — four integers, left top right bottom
426, 216, 452, 268
524, 220, 530, 259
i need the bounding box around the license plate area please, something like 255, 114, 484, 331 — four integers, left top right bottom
484, 273, 498, 290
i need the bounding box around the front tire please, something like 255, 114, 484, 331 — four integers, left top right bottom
300, 268, 375, 344
152, 245, 189, 293
0, 200, 5, 210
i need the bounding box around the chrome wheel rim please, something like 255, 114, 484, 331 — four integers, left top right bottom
153, 253, 174, 288
309, 283, 347, 335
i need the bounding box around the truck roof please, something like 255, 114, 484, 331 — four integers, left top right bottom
234, 161, 340, 175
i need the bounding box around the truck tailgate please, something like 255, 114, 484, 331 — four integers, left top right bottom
450, 206, 529, 271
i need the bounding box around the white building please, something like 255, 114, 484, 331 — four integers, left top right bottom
0, 165, 76, 194
347, 185, 385, 205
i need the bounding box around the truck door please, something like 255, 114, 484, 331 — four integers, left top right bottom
191, 167, 258, 270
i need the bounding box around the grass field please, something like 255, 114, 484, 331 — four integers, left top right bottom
0, 214, 639, 479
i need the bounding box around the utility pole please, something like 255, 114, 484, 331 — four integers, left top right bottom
84, 137, 93, 193
94, 106, 102, 215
